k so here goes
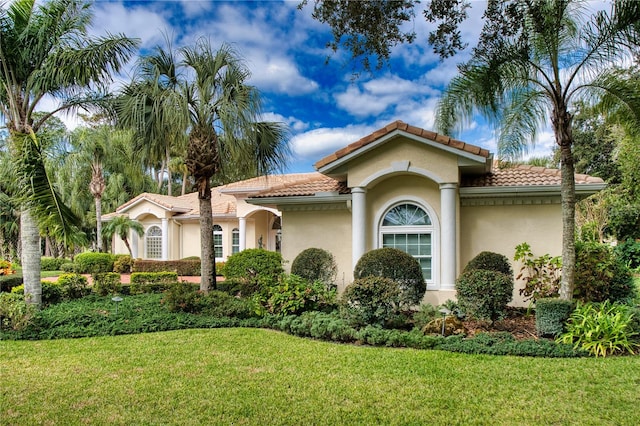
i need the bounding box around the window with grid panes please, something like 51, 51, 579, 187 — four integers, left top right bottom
146, 225, 162, 259
213, 225, 223, 258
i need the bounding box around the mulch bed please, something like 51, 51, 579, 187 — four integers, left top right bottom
462, 307, 539, 340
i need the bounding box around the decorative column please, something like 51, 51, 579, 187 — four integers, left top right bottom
161, 218, 169, 261
238, 217, 247, 251
440, 183, 457, 289
131, 231, 139, 259
351, 187, 367, 272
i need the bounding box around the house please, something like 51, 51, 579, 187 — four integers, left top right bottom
107, 121, 605, 306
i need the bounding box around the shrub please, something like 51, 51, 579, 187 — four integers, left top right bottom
201, 290, 254, 319
11, 281, 66, 306
615, 239, 640, 270
60, 262, 77, 273
253, 274, 337, 317
340, 276, 402, 327
455, 269, 513, 323
574, 241, 636, 303
74, 252, 115, 274
559, 301, 639, 357
215, 262, 225, 276
291, 248, 337, 289
514, 242, 561, 303
40, 257, 67, 271
92, 273, 122, 296
223, 249, 284, 295
130, 272, 178, 294
412, 303, 439, 330
57, 273, 90, 300
439, 332, 586, 357
0, 292, 35, 331
354, 247, 426, 308
161, 281, 204, 313
133, 259, 201, 276
113, 255, 134, 273
0, 259, 15, 275
0, 274, 22, 292
535, 298, 575, 337
464, 251, 513, 276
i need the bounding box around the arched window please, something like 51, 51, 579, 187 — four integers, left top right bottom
213, 225, 223, 259
231, 228, 240, 254
380, 203, 433, 282
146, 225, 162, 259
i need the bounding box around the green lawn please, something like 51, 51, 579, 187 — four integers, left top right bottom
2, 328, 640, 425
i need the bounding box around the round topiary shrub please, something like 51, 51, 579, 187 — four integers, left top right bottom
56, 273, 90, 300
74, 252, 115, 274
113, 255, 133, 273
340, 276, 402, 327
354, 247, 426, 308
291, 248, 337, 289
455, 269, 514, 323
574, 241, 636, 303
463, 251, 513, 277
223, 249, 284, 295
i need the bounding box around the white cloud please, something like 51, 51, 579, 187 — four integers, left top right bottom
92, 2, 169, 49
291, 124, 375, 160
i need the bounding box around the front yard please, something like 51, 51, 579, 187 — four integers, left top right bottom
2, 327, 640, 425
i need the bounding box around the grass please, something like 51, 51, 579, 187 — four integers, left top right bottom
2, 328, 640, 425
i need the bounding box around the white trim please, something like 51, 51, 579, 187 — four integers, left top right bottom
144, 224, 162, 259
373, 196, 440, 289
351, 187, 367, 272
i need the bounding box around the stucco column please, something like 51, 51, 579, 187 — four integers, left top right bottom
351, 186, 367, 272
238, 217, 247, 251
161, 218, 169, 261
440, 183, 457, 289
131, 231, 139, 259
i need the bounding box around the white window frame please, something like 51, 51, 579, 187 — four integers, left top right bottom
231, 228, 240, 255
213, 224, 223, 260
145, 225, 162, 259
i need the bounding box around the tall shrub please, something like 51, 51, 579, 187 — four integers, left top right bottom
340, 276, 402, 327
74, 252, 115, 274
354, 247, 425, 308
291, 248, 337, 289
223, 249, 284, 295
455, 269, 513, 323
464, 251, 513, 276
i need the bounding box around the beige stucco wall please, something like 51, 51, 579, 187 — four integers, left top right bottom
346, 137, 461, 187
280, 206, 352, 292
460, 200, 562, 306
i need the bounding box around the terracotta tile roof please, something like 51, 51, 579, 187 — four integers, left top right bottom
253, 172, 350, 198
314, 120, 491, 169
461, 164, 605, 187
116, 192, 194, 213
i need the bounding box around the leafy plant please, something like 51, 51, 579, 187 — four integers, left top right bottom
354, 247, 426, 308
412, 303, 439, 330
464, 251, 513, 276
254, 274, 337, 317
113, 255, 134, 273
574, 241, 636, 303
161, 281, 204, 313
40, 257, 67, 271
615, 239, 640, 270
0, 259, 15, 275
514, 242, 561, 303
223, 249, 284, 295
340, 276, 402, 327
92, 273, 122, 296
130, 272, 179, 294
74, 252, 115, 274
455, 269, 513, 323
0, 292, 35, 331
559, 301, 639, 357
56, 273, 90, 300
291, 248, 338, 289
535, 298, 575, 337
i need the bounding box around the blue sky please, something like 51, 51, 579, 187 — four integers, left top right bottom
54, 0, 598, 173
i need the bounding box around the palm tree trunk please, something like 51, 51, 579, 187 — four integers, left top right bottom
198, 178, 216, 292
554, 107, 576, 301
166, 146, 172, 197
20, 209, 41, 306
95, 196, 103, 252
181, 170, 188, 196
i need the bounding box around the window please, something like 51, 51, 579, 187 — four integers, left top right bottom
232, 228, 240, 254
146, 225, 162, 259
380, 203, 433, 281
213, 225, 223, 258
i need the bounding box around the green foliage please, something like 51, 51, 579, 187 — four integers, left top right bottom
455, 269, 514, 323
40, 257, 67, 271
0, 292, 35, 331
514, 242, 562, 302
60, 262, 77, 273
464, 251, 513, 276
74, 252, 115, 274
412, 304, 439, 330
439, 333, 586, 358
608, 201, 640, 241
201, 290, 254, 319
56, 273, 90, 300
291, 248, 338, 289
161, 282, 204, 313
0, 273, 23, 292
130, 272, 179, 294
615, 239, 640, 270
12, 282, 63, 306
133, 259, 201, 275
92, 273, 122, 296
535, 298, 575, 337
354, 247, 426, 308
215, 262, 225, 276
253, 274, 337, 317
223, 249, 284, 295
559, 301, 639, 357
574, 241, 636, 303
340, 276, 402, 327
113, 255, 134, 273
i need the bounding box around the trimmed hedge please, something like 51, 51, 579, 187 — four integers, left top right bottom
40, 257, 67, 271
0, 274, 22, 293
130, 272, 179, 295
456, 269, 513, 322
535, 298, 575, 337
291, 248, 337, 288
223, 249, 284, 295
74, 252, 115, 274
133, 259, 201, 276
92, 273, 122, 296
464, 251, 513, 276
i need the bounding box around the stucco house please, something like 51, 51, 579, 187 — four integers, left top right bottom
106, 121, 605, 305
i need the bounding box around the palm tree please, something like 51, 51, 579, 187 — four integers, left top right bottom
102, 215, 145, 257
435, 0, 640, 300
0, 0, 138, 305
118, 39, 289, 292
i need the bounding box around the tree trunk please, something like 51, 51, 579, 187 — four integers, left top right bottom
21, 210, 42, 306
554, 107, 576, 301
181, 170, 188, 196
166, 146, 172, 197
198, 178, 216, 292
95, 196, 103, 252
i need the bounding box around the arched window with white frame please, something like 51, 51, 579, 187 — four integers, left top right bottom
213, 225, 223, 259
146, 225, 162, 259
379, 203, 434, 283
231, 228, 240, 254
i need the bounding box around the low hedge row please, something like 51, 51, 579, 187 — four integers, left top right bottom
133, 260, 201, 276
0, 274, 22, 292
